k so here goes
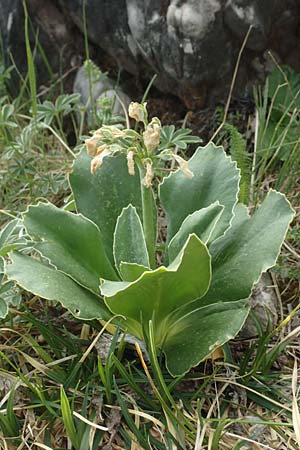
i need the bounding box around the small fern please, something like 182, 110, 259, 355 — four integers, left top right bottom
224, 123, 252, 205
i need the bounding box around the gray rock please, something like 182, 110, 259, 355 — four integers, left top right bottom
241, 272, 278, 338
95, 332, 148, 363
2, 0, 300, 104
73, 65, 114, 106
0, 0, 24, 84
57, 0, 300, 104
73, 64, 131, 124
224, 0, 272, 51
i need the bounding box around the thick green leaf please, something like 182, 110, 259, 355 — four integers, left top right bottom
101, 234, 211, 341
6, 252, 111, 320
24, 202, 118, 294
113, 205, 149, 271
159, 143, 240, 243
188, 190, 295, 310
168, 202, 224, 262
69, 150, 142, 263
119, 262, 149, 282
163, 300, 249, 376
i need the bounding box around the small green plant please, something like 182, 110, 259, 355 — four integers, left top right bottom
4, 102, 294, 376
218, 121, 251, 205
36, 93, 81, 127
95, 95, 126, 126
253, 65, 300, 197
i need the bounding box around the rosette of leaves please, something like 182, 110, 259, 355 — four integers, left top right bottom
5, 143, 294, 376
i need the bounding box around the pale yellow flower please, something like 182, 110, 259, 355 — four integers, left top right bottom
127, 150, 135, 176
128, 102, 146, 123
143, 118, 161, 152
85, 133, 102, 157
90, 145, 111, 174
173, 154, 194, 179
143, 162, 154, 187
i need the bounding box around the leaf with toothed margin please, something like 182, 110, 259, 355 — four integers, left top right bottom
23, 202, 118, 295
6, 252, 112, 321
101, 234, 211, 341
113, 204, 149, 272
159, 143, 240, 244
168, 202, 224, 262
182, 190, 295, 314
69, 150, 142, 264
163, 299, 249, 376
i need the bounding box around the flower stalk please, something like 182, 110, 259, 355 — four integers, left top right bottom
138, 163, 157, 269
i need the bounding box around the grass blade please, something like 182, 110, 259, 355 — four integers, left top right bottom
113, 376, 151, 450
60, 385, 80, 450
292, 359, 300, 446
22, 0, 37, 117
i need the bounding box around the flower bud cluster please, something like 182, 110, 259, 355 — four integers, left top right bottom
85, 102, 193, 185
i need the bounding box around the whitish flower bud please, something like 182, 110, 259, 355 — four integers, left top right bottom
173, 154, 194, 179
91, 147, 111, 174
127, 150, 135, 176
143, 162, 154, 188
85, 133, 102, 157
128, 102, 146, 123
143, 118, 161, 152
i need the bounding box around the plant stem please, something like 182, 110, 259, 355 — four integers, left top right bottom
23, 0, 37, 117
138, 165, 156, 269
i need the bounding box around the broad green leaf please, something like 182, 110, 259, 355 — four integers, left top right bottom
188, 190, 294, 311
101, 234, 211, 341
159, 143, 240, 243
6, 252, 111, 321
119, 262, 149, 282
24, 202, 117, 294
168, 202, 224, 262
163, 300, 249, 376
113, 205, 149, 271
69, 150, 142, 263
